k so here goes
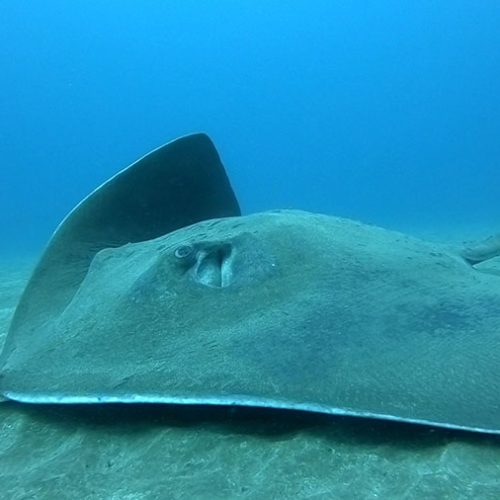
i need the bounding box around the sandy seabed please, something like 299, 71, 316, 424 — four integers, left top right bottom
1, 239, 500, 499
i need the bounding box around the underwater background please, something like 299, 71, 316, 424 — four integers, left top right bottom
1, 0, 499, 255
2, 3, 500, 498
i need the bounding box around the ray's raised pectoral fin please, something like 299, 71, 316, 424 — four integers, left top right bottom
1, 133, 240, 362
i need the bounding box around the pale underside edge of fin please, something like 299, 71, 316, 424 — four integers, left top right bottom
3, 391, 499, 435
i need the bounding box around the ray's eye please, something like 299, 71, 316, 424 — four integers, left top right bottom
174, 244, 194, 259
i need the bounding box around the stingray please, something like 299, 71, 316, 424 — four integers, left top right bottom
1, 133, 500, 435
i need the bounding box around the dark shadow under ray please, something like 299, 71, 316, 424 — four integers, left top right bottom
6, 401, 500, 451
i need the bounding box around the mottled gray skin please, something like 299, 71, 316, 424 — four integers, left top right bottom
2, 209, 500, 434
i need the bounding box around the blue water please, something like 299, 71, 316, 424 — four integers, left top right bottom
1, 1, 499, 253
